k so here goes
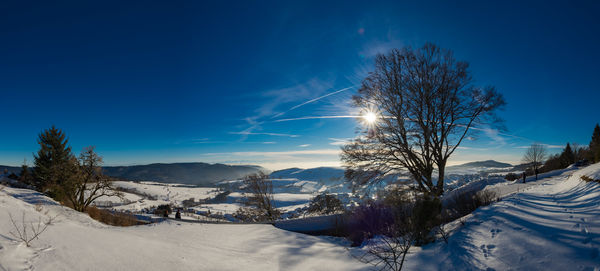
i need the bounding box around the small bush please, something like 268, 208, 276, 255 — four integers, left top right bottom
346, 200, 395, 246
233, 206, 280, 222
347, 189, 442, 247
153, 204, 172, 217
505, 172, 520, 181
411, 197, 441, 245
307, 194, 344, 215
86, 206, 141, 226
443, 190, 498, 222
350, 196, 416, 271
182, 198, 198, 208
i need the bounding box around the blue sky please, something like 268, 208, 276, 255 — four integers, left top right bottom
1, 0, 599, 170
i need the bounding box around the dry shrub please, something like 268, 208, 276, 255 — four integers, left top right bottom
580, 175, 600, 183
86, 206, 142, 227
443, 189, 498, 222
8, 212, 55, 247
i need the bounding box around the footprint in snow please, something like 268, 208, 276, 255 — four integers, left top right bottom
490, 229, 502, 238
480, 244, 496, 258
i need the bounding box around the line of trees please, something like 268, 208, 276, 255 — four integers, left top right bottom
522, 123, 600, 179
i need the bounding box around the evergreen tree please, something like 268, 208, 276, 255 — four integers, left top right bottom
559, 143, 575, 167
590, 124, 600, 163
33, 126, 75, 196
19, 160, 34, 186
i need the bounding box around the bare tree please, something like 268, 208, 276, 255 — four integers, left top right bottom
342, 43, 504, 197
240, 172, 279, 221
60, 146, 121, 212
522, 143, 547, 180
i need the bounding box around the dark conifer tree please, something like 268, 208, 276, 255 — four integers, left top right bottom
590, 124, 600, 163
560, 143, 575, 167
33, 126, 75, 195
19, 161, 34, 186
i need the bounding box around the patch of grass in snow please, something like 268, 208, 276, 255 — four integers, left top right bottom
85, 206, 146, 227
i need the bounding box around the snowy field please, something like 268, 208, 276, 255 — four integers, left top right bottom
0, 186, 368, 271
92, 181, 221, 212
97, 179, 332, 217
1, 163, 599, 270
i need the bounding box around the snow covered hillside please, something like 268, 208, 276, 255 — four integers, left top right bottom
0, 186, 368, 271
399, 163, 600, 270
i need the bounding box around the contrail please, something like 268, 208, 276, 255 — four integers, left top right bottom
271, 86, 355, 118
272, 115, 362, 122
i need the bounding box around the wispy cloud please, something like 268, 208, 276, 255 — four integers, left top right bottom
358, 30, 404, 59
203, 149, 341, 157
514, 144, 564, 149
251, 79, 333, 120
329, 137, 352, 146
455, 146, 490, 151
237, 79, 336, 141
173, 138, 214, 145
481, 126, 507, 147
229, 131, 299, 138
263, 142, 276, 144
298, 144, 311, 148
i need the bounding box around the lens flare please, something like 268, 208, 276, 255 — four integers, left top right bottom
363, 111, 377, 124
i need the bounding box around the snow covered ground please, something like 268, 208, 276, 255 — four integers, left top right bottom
1, 163, 599, 270
399, 163, 600, 270
0, 186, 368, 271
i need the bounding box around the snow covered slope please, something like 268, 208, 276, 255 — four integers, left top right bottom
0, 186, 368, 271
402, 163, 600, 270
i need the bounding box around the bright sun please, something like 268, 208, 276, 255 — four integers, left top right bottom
363, 111, 377, 124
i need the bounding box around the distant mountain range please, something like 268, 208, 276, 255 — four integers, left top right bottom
102, 163, 265, 186
0, 160, 520, 187
448, 160, 513, 168
3, 163, 265, 186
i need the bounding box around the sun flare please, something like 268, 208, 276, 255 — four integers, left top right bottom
363, 111, 377, 124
